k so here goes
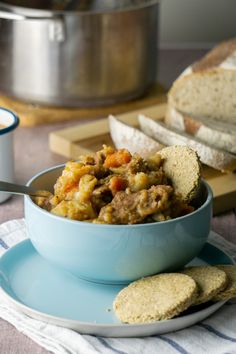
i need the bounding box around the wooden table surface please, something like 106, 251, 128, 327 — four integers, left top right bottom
1, 49, 235, 354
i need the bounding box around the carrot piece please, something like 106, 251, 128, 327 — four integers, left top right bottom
110, 176, 127, 194
64, 182, 77, 193
104, 149, 131, 168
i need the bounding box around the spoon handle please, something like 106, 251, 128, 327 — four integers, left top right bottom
0, 181, 37, 197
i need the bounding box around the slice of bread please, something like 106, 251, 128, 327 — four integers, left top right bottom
139, 114, 236, 173
108, 115, 164, 158
168, 38, 236, 123
165, 105, 236, 154
168, 69, 236, 123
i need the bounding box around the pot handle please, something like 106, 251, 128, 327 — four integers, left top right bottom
0, 10, 65, 42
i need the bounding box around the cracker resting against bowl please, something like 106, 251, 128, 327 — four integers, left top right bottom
113, 273, 198, 323
109, 114, 201, 203
158, 145, 201, 203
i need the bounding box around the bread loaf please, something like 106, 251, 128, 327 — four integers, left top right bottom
139, 114, 236, 173
168, 38, 236, 123
165, 105, 236, 154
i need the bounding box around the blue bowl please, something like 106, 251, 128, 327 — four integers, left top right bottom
25, 165, 213, 284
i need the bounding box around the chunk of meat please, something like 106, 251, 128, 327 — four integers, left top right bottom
152, 196, 195, 221
98, 185, 173, 224
91, 184, 113, 212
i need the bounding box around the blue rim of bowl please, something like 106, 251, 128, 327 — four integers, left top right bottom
26, 164, 213, 229
0, 107, 20, 135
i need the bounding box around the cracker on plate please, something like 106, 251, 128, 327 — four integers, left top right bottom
212, 265, 236, 301
113, 273, 198, 323
182, 266, 228, 305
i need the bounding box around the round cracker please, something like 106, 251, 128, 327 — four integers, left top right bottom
212, 265, 236, 301
182, 266, 228, 305
158, 145, 201, 202
113, 273, 198, 323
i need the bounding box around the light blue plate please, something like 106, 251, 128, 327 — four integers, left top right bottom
0, 235, 233, 337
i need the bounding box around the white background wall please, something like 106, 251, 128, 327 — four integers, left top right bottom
160, 0, 236, 48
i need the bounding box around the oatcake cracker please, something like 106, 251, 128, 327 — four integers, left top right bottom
212, 265, 236, 301
158, 145, 201, 202
182, 266, 228, 305
113, 273, 198, 324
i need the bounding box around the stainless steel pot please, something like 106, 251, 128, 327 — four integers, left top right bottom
0, 1, 159, 107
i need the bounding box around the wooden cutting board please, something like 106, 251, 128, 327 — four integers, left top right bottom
49, 103, 236, 215
0, 84, 165, 126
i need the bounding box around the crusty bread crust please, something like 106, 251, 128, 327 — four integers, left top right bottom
192, 38, 236, 72
139, 114, 236, 173
168, 38, 236, 123
165, 105, 236, 154
109, 115, 164, 158
168, 68, 236, 123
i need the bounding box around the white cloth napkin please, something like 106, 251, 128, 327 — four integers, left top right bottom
0, 219, 236, 354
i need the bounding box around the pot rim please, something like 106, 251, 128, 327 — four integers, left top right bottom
0, 0, 160, 17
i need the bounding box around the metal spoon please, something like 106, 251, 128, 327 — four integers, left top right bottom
0, 181, 50, 198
